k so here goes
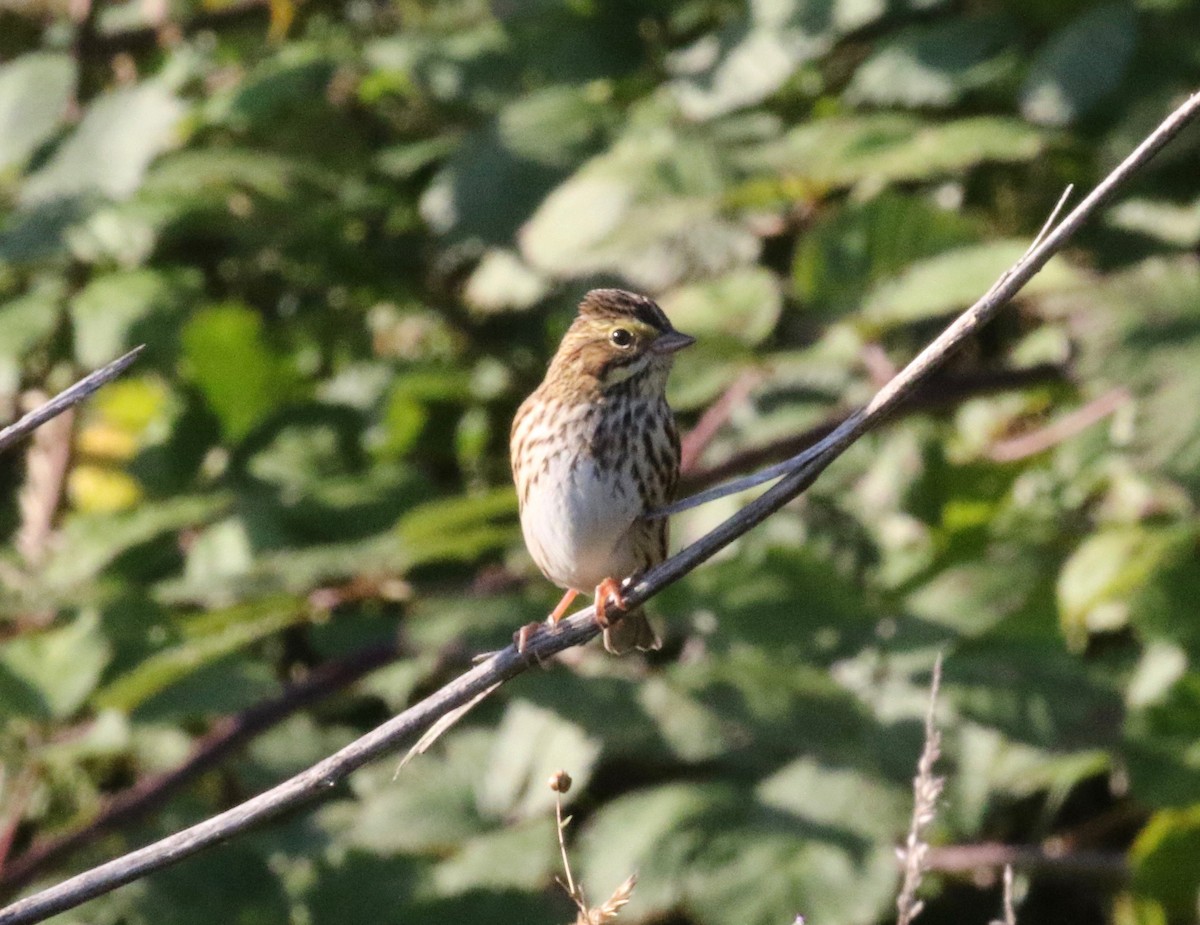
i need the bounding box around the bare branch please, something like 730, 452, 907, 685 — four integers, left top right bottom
986, 387, 1130, 462
926, 842, 1128, 882
2, 89, 1198, 925
0, 348, 145, 457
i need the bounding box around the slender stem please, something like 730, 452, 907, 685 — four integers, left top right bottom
554, 797, 578, 902
925, 842, 1128, 882
0, 348, 145, 456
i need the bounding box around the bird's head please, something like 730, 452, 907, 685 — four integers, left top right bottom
549, 289, 695, 396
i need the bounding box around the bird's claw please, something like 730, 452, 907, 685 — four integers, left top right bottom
593, 577, 628, 628
514, 621, 542, 654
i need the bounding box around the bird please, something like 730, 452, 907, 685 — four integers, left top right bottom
510, 288, 695, 654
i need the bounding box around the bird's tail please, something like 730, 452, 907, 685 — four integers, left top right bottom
602, 607, 662, 655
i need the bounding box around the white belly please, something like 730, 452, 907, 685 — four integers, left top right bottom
519, 449, 643, 592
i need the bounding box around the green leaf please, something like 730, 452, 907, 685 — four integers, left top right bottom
1020, 2, 1137, 127
664, 546, 876, 657
579, 781, 899, 925
70, 267, 202, 368
181, 303, 300, 441
847, 16, 1017, 109
430, 819, 557, 896
0, 53, 76, 174
756, 757, 910, 840
747, 114, 1043, 192
0, 278, 65, 392
947, 641, 1123, 749
1131, 807, 1200, 922
214, 56, 336, 129
1047, 257, 1200, 485
0, 611, 111, 719
6, 494, 230, 611
861, 239, 1082, 326
519, 106, 757, 290
1126, 672, 1200, 808
463, 249, 549, 314
154, 532, 401, 608
420, 86, 609, 246
792, 191, 979, 317
303, 851, 427, 925
329, 730, 493, 853
1057, 526, 1193, 649
479, 700, 602, 820
94, 595, 311, 712
21, 80, 185, 205
669, 22, 831, 121
659, 268, 782, 347
1107, 197, 1200, 248
134, 841, 290, 925
396, 488, 518, 567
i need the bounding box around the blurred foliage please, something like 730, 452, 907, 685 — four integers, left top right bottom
2, 0, 1200, 923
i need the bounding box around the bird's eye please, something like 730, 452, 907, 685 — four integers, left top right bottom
610, 328, 634, 348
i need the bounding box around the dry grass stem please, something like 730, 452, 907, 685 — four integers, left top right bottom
393, 682, 500, 777
989, 865, 1017, 925
895, 655, 945, 925
575, 874, 637, 925
15, 391, 73, 569
548, 770, 637, 925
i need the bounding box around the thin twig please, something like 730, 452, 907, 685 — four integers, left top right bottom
2, 88, 1198, 925
15, 392, 74, 569
995, 865, 1016, 925
926, 842, 1128, 882
1028, 185, 1075, 254
986, 387, 1130, 462
678, 369, 763, 473
0, 641, 401, 899
0, 348, 145, 457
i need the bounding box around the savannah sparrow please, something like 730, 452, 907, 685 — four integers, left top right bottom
510, 289, 694, 653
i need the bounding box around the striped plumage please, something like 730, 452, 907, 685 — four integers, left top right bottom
510, 289, 694, 653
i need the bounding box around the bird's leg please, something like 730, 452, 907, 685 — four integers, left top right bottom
593, 578, 628, 628
515, 588, 581, 654
547, 588, 579, 626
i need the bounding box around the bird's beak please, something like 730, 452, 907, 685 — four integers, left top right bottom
651, 330, 696, 354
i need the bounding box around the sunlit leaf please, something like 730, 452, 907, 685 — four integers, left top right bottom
0, 611, 111, 718
479, 700, 602, 820
70, 267, 202, 368
862, 240, 1082, 326
181, 303, 301, 441
0, 52, 76, 174
21, 80, 185, 205
847, 16, 1017, 109
659, 268, 782, 347
1131, 807, 1200, 922
1020, 2, 1137, 127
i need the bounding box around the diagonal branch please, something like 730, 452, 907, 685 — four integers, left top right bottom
0, 348, 145, 457
2, 88, 1198, 925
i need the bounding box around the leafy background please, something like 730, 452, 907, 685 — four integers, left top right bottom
2, 0, 1200, 923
